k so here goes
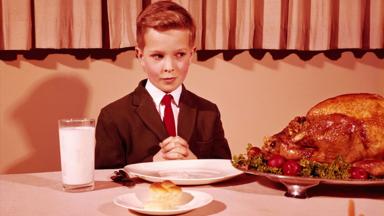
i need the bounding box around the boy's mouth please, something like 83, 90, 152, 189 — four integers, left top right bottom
162, 77, 176, 82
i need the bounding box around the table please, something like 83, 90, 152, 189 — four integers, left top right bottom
1, 170, 383, 216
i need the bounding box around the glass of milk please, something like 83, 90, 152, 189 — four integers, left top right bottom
58, 118, 95, 192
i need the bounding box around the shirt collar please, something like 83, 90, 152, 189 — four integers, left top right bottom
145, 79, 182, 106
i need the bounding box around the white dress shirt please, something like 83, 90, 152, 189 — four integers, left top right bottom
145, 80, 181, 135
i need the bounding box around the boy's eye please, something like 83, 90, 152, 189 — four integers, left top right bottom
151, 54, 163, 60
176, 52, 186, 58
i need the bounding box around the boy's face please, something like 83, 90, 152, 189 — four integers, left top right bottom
136, 28, 195, 93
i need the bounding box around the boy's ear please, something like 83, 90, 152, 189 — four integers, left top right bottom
135, 47, 143, 59
189, 46, 197, 61
135, 47, 145, 67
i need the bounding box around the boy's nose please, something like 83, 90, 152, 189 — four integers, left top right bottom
163, 57, 175, 72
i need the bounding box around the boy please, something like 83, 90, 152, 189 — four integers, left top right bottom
95, 1, 231, 168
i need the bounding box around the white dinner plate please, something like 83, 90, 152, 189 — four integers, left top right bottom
113, 190, 213, 215
124, 159, 243, 185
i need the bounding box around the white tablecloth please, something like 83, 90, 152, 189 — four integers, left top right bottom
1, 170, 383, 216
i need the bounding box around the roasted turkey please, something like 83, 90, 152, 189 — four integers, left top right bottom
262, 93, 384, 176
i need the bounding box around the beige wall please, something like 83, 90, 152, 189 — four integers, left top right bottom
0, 51, 383, 174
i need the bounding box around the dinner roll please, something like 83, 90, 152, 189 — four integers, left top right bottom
144, 180, 182, 210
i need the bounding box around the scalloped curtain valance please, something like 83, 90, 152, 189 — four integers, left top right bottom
1, 0, 383, 51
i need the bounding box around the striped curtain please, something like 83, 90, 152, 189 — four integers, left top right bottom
1, 0, 383, 50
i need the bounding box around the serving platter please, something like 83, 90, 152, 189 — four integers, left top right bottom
239, 168, 384, 198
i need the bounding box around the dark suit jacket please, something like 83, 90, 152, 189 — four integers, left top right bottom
95, 79, 231, 169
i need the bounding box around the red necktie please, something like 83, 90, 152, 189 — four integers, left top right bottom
161, 94, 176, 136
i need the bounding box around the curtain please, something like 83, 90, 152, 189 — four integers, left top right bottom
1, 0, 383, 51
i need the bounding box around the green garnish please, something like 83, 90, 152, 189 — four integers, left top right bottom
299, 157, 350, 180
233, 149, 368, 180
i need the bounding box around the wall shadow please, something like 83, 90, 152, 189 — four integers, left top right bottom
7, 75, 89, 173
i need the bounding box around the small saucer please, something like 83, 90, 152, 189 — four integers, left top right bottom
113, 190, 213, 215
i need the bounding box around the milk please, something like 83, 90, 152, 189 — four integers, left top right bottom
59, 126, 95, 185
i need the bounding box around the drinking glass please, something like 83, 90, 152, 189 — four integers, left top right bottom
58, 118, 95, 192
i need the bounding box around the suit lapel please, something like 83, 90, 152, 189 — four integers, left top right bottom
178, 89, 197, 143
132, 81, 197, 143
133, 81, 168, 141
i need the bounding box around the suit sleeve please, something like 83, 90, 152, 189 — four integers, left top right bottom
95, 109, 126, 169
211, 105, 232, 159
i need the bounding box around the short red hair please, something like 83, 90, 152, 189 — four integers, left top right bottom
136, 1, 196, 49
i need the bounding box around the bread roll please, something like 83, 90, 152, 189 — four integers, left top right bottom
144, 180, 182, 210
